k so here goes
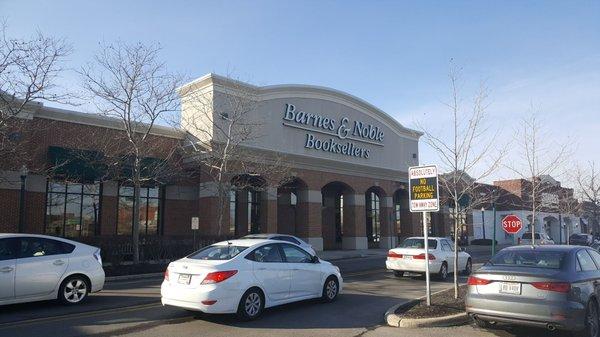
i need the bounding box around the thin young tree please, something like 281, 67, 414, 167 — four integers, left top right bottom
80, 42, 182, 263
576, 162, 600, 234
417, 65, 505, 299
0, 20, 71, 175
509, 113, 570, 245
179, 75, 291, 236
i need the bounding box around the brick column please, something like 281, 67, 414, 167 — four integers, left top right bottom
261, 187, 278, 234
342, 193, 367, 250
297, 189, 323, 251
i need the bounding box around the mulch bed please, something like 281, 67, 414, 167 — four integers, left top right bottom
396, 285, 467, 319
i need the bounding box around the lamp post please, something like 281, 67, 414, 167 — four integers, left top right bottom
492, 202, 497, 255
480, 207, 486, 240
18, 165, 28, 233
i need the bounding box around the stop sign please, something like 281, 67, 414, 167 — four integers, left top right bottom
502, 215, 523, 234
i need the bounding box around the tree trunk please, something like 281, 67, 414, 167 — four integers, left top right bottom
132, 161, 141, 264
453, 205, 459, 299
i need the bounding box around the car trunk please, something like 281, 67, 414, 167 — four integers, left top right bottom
167, 258, 232, 289
473, 266, 567, 300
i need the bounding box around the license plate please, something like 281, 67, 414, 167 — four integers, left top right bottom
178, 274, 191, 285
403, 255, 412, 260
499, 282, 521, 295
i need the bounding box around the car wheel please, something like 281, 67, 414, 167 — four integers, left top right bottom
321, 276, 339, 303
237, 288, 264, 321
58, 275, 89, 305
577, 300, 600, 337
438, 263, 448, 281
393, 270, 404, 278
464, 259, 473, 275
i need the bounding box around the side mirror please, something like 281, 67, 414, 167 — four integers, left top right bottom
459, 247, 466, 252
311, 255, 320, 263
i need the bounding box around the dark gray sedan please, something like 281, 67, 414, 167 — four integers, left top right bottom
466, 245, 600, 336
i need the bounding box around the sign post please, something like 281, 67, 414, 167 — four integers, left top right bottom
191, 217, 199, 250
409, 165, 440, 307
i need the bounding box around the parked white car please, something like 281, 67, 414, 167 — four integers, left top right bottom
519, 232, 555, 245
385, 237, 472, 280
161, 239, 342, 320
239, 234, 317, 256
0, 234, 105, 306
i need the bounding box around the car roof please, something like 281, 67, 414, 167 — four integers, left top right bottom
211, 239, 278, 247
243, 234, 295, 238
404, 236, 448, 240
501, 245, 582, 252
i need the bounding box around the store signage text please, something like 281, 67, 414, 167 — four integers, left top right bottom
282, 103, 385, 159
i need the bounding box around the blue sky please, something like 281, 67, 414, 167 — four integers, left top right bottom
2, 0, 599, 182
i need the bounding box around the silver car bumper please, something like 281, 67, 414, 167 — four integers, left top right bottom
465, 293, 586, 331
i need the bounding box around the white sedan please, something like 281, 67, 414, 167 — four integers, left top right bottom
0, 234, 105, 306
161, 239, 342, 320
239, 234, 317, 256
386, 237, 472, 280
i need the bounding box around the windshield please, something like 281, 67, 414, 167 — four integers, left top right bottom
489, 250, 567, 269
398, 238, 438, 249
187, 245, 247, 260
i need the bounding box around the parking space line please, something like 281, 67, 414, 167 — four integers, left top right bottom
0, 302, 162, 329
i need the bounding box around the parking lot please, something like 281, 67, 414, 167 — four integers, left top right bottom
0, 254, 567, 337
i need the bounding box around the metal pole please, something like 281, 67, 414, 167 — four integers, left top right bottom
18, 174, 26, 233
423, 211, 431, 306
481, 208, 486, 239
492, 203, 496, 255
558, 213, 562, 244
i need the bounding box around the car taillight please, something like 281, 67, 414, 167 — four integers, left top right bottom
388, 251, 403, 259
467, 276, 492, 286
201, 270, 238, 285
93, 249, 102, 265
164, 269, 169, 281
531, 282, 571, 293
413, 253, 436, 260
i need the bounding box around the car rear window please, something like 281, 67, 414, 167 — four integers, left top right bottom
520, 233, 540, 239
398, 238, 438, 249
187, 245, 247, 260
489, 250, 567, 269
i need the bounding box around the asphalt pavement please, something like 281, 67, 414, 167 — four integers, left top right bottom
0, 248, 562, 337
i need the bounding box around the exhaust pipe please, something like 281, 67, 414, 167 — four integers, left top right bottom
547, 324, 556, 331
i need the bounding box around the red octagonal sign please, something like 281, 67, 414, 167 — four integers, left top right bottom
502, 215, 523, 234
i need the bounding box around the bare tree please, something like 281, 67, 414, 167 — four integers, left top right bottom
576, 162, 600, 234
417, 65, 505, 299
80, 41, 182, 263
508, 113, 570, 245
0, 20, 71, 175
179, 76, 291, 236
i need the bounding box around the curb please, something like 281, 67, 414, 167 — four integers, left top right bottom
105, 272, 164, 282
384, 288, 469, 328
398, 312, 469, 328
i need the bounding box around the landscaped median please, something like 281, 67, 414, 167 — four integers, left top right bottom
385, 285, 470, 328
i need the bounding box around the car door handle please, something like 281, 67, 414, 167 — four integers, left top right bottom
0, 266, 13, 273
257, 267, 267, 270
53, 260, 65, 266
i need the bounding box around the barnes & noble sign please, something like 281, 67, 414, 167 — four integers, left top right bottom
281, 103, 384, 159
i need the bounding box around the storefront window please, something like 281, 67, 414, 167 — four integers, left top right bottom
45, 181, 100, 238
117, 185, 161, 235
247, 189, 261, 234
366, 192, 381, 244
229, 189, 237, 235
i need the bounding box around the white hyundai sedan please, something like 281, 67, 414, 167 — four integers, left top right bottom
161, 239, 342, 320
386, 237, 472, 280
0, 234, 105, 306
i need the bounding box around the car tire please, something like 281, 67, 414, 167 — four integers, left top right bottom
463, 258, 473, 275
438, 263, 448, 281
58, 275, 89, 305
237, 288, 265, 321
321, 276, 339, 303
576, 300, 600, 337
393, 270, 404, 278
472, 316, 493, 329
